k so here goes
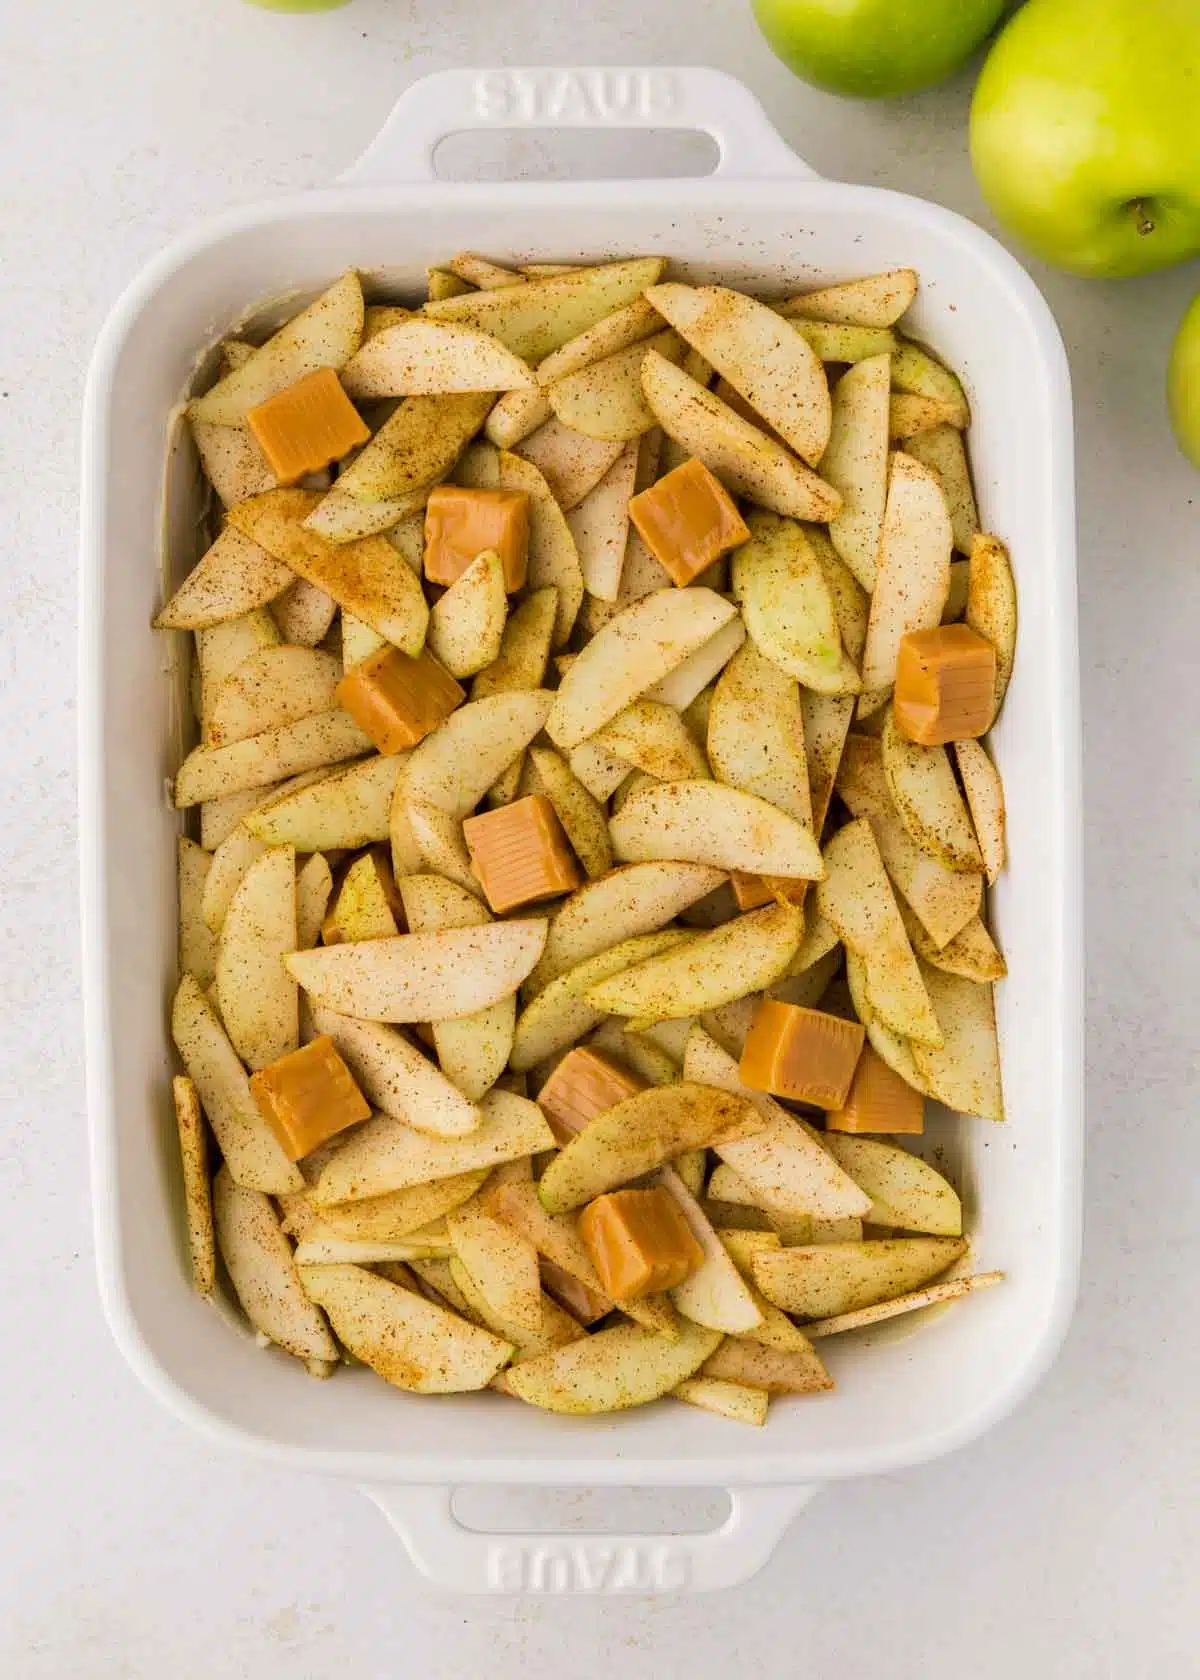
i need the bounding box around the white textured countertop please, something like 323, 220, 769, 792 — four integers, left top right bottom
2, 0, 1197, 1672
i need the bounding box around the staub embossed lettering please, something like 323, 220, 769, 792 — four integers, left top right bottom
473, 70, 679, 125
487, 1541, 690, 1592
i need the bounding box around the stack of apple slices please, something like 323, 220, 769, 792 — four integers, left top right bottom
160, 256, 1012, 1424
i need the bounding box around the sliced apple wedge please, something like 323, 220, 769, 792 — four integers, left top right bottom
155, 526, 294, 631
565, 439, 638, 601
245, 753, 402, 851
860, 452, 953, 695
525, 861, 726, 998
401, 690, 552, 819
699, 1336, 832, 1395
882, 712, 984, 874
340, 317, 536, 398
309, 1005, 482, 1137
298, 1262, 512, 1392
294, 854, 332, 951
804, 1270, 1003, 1337
272, 577, 338, 648
214, 1167, 338, 1362
910, 964, 1005, 1120
422, 257, 666, 362
641, 351, 841, 522
537, 1083, 762, 1214
673, 1377, 768, 1426
398, 872, 515, 1100
215, 845, 298, 1070
591, 699, 709, 782
900, 902, 1006, 984
547, 328, 684, 442
471, 587, 557, 699
752, 1237, 966, 1319
190, 420, 275, 509
287, 919, 547, 1023
174, 711, 372, 807
547, 587, 736, 751
778, 268, 918, 329
844, 950, 932, 1098
227, 489, 429, 653
492, 453, 584, 645
731, 511, 861, 694
506, 1319, 720, 1414
316, 1169, 490, 1243
331, 392, 494, 505
204, 647, 341, 747
172, 1076, 216, 1298
891, 341, 969, 427
889, 395, 966, 440
658, 1166, 763, 1335
426, 549, 508, 679
447, 1196, 543, 1333
402, 799, 480, 897
190, 271, 364, 425
647, 283, 831, 466
449, 1260, 585, 1360
585, 902, 803, 1025
822, 1135, 962, 1235
312, 1087, 553, 1204
954, 739, 1007, 885
512, 420, 624, 513
484, 385, 552, 449
816, 819, 942, 1046
682, 1025, 871, 1219
301, 484, 431, 545
609, 779, 824, 880
905, 423, 979, 555
177, 837, 215, 985
486, 1177, 611, 1303
966, 532, 1018, 712
821, 352, 891, 592
527, 746, 613, 880
566, 739, 631, 802
535, 297, 663, 386
642, 615, 746, 710
707, 641, 811, 827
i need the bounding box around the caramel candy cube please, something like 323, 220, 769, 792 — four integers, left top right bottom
578, 1187, 704, 1303
334, 645, 464, 754
463, 794, 582, 913
536, 1047, 645, 1145
825, 1044, 925, 1135
246, 367, 369, 486
740, 998, 865, 1109
250, 1035, 371, 1161
730, 872, 776, 912
424, 485, 530, 591
893, 624, 997, 747
628, 458, 750, 586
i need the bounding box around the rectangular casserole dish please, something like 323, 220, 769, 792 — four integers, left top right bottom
80, 66, 1083, 1594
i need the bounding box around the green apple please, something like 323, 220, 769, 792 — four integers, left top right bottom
752, 0, 1005, 99
1168, 293, 1200, 468
971, 0, 1200, 276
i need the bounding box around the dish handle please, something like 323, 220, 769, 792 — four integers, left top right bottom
341, 67, 819, 187
360, 1482, 818, 1594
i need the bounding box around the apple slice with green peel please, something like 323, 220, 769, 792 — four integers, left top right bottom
658, 1166, 763, 1335
330, 392, 494, 505
215, 845, 298, 1070
861, 453, 952, 695
805, 1270, 1004, 1337
313, 1088, 554, 1205
423, 258, 666, 362
536, 297, 662, 387
300, 484, 431, 545
646, 283, 832, 466
821, 352, 891, 592
889, 393, 966, 441
899, 897, 1006, 984
316, 1170, 490, 1244
732, 511, 861, 694
527, 747, 613, 880
910, 963, 1005, 1121
584, 902, 804, 1026
299, 1263, 513, 1392
155, 526, 294, 630
308, 1004, 482, 1137
778, 269, 918, 329
291, 1222, 453, 1265
246, 754, 402, 851
471, 587, 557, 699
821, 1135, 962, 1235
610, 779, 825, 880
510, 930, 695, 1072
641, 350, 841, 522
682, 1025, 871, 1220
401, 690, 552, 819
790, 321, 898, 363
524, 861, 726, 999
546, 329, 685, 443
506, 1319, 721, 1414
816, 819, 942, 1046
538, 1083, 762, 1214
190, 271, 363, 425
966, 532, 1018, 712
752, 1237, 967, 1319
397, 873, 515, 1102
954, 739, 1007, 885
340, 318, 536, 399
496, 452, 584, 644
708, 641, 812, 826
844, 950, 932, 1098
287, 918, 547, 1024
547, 586, 736, 750
905, 424, 979, 555
214, 1167, 338, 1366
700, 1335, 832, 1394
891, 342, 969, 426
882, 712, 984, 874
228, 489, 430, 653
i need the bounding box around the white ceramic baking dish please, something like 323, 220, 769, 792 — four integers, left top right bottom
80, 66, 1083, 1594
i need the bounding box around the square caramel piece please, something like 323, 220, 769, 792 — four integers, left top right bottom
246, 367, 369, 486
536, 1047, 645, 1145
628, 457, 750, 587
740, 998, 865, 1110
424, 485, 530, 591
730, 872, 776, 913
578, 1187, 704, 1303
250, 1035, 371, 1162
825, 1044, 925, 1135
334, 645, 464, 754
463, 794, 582, 914
893, 623, 996, 746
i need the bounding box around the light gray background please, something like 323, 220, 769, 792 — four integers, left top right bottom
1, 1, 1196, 1673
